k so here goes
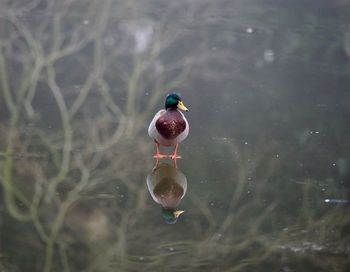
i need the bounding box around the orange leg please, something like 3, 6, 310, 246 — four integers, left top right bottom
172, 157, 178, 168
153, 142, 168, 159
170, 144, 181, 159
153, 157, 160, 171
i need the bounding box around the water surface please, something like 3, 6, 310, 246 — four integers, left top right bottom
0, 0, 349, 271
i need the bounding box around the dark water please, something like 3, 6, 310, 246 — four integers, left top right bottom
0, 0, 350, 271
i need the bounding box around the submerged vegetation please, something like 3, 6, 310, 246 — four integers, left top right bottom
0, 0, 349, 271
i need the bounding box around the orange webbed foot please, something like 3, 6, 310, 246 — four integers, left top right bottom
153, 154, 169, 159
170, 154, 181, 159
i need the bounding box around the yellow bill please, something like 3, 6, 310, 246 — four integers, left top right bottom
173, 210, 185, 218
177, 101, 189, 112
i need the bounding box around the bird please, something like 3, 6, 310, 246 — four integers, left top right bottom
146, 163, 187, 224
148, 93, 189, 159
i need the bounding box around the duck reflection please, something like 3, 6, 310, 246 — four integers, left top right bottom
146, 162, 187, 224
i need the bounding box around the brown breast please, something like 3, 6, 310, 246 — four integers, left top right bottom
155, 109, 186, 139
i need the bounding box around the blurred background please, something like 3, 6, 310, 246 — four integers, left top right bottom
0, 0, 350, 271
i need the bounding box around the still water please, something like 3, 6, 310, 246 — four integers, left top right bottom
0, 0, 349, 271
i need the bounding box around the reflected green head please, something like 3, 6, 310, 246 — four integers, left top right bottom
162, 208, 185, 224
162, 208, 177, 224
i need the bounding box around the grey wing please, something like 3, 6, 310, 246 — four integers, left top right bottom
176, 112, 189, 143
148, 110, 166, 139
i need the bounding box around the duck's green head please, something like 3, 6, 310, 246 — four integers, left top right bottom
162, 208, 185, 224
165, 93, 189, 112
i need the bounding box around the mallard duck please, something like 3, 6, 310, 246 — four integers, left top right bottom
146, 163, 187, 224
148, 93, 189, 159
